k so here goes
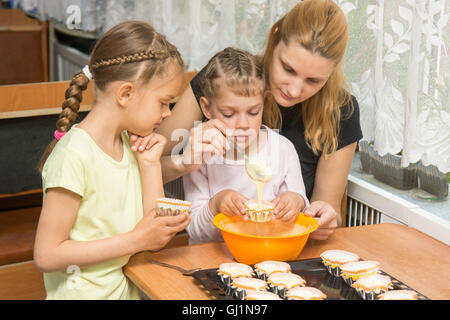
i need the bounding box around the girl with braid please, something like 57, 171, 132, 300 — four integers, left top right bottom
184, 48, 309, 244
34, 21, 190, 299
158, 0, 362, 241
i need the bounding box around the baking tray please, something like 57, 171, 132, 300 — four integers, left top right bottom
193, 258, 429, 300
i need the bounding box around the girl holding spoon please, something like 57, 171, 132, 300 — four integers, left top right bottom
150, 0, 362, 241
182, 48, 309, 244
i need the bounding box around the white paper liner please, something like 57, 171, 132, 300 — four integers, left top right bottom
245, 200, 274, 223
155, 197, 191, 217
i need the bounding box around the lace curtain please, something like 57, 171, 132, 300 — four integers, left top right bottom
344, 0, 449, 174
14, 0, 450, 173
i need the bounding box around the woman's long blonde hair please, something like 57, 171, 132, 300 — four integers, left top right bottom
262, 0, 352, 157
38, 21, 183, 172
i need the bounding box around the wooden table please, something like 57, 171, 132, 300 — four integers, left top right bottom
124, 224, 450, 300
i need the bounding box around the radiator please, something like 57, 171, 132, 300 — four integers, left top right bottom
345, 196, 383, 227
346, 174, 409, 226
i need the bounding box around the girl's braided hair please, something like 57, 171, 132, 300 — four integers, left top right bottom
200, 47, 265, 102
38, 21, 183, 172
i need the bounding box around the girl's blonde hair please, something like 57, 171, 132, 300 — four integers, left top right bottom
38, 21, 183, 172
263, 0, 352, 157
200, 47, 264, 102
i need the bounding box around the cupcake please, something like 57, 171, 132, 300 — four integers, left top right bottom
377, 290, 418, 300
217, 262, 254, 287
254, 260, 291, 280
244, 199, 274, 222
340, 260, 380, 286
231, 277, 268, 300
286, 286, 327, 300
155, 197, 192, 217
320, 249, 360, 276
351, 274, 392, 300
267, 272, 306, 298
245, 290, 282, 300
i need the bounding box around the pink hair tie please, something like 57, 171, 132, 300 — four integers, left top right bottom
54, 130, 67, 141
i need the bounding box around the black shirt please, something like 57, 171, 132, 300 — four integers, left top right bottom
190, 72, 363, 199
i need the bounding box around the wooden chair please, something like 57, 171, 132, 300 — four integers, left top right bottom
0, 9, 48, 85
0, 80, 95, 271
0, 261, 46, 300
0, 80, 93, 299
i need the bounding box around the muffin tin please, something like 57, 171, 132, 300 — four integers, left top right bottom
192, 258, 429, 300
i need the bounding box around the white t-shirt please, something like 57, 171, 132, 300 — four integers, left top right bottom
183, 126, 309, 244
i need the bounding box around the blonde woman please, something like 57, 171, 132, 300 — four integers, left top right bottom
155, 0, 363, 240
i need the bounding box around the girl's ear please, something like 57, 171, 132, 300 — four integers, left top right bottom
199, 96, 213, 119
116, 82, 135, 108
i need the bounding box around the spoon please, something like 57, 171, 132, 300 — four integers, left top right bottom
245, 154, 272, 183
230, 138, 272, 182
149, 260, 201, 276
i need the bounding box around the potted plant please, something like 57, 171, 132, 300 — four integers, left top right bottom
358, 140, 374, 174
416, 162, 449, 200
370, 148, 418, 190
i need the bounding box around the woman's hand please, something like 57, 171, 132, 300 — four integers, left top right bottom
209, 189, 248, 220
271, 191, 306, 223
130, 132, 167, 165
179, 119, 230, 171
303, 200, 338, 240
132, 208, 191, 252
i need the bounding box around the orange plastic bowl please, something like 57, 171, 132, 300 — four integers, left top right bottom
213, 213, 319, 265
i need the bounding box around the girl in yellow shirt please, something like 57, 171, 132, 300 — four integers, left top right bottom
34, 21, 190, 299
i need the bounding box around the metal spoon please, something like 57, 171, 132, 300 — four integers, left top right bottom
149, 260, 201, 276
232, 141, 272, 182
245, 155, 272, 183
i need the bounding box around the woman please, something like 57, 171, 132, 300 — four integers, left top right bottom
155, 0, 362, 240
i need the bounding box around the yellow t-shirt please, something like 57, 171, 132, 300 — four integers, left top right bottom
41, 126, 142, 300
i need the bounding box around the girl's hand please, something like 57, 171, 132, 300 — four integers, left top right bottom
271, 191, 306, 223
210, 189, 248, 220
130, 132, 167, 164
180, 119, 230, 171
303, 200, 338, 240
132, 208, 191, 252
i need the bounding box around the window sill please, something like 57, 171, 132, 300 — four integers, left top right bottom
348, 153, 450, 245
